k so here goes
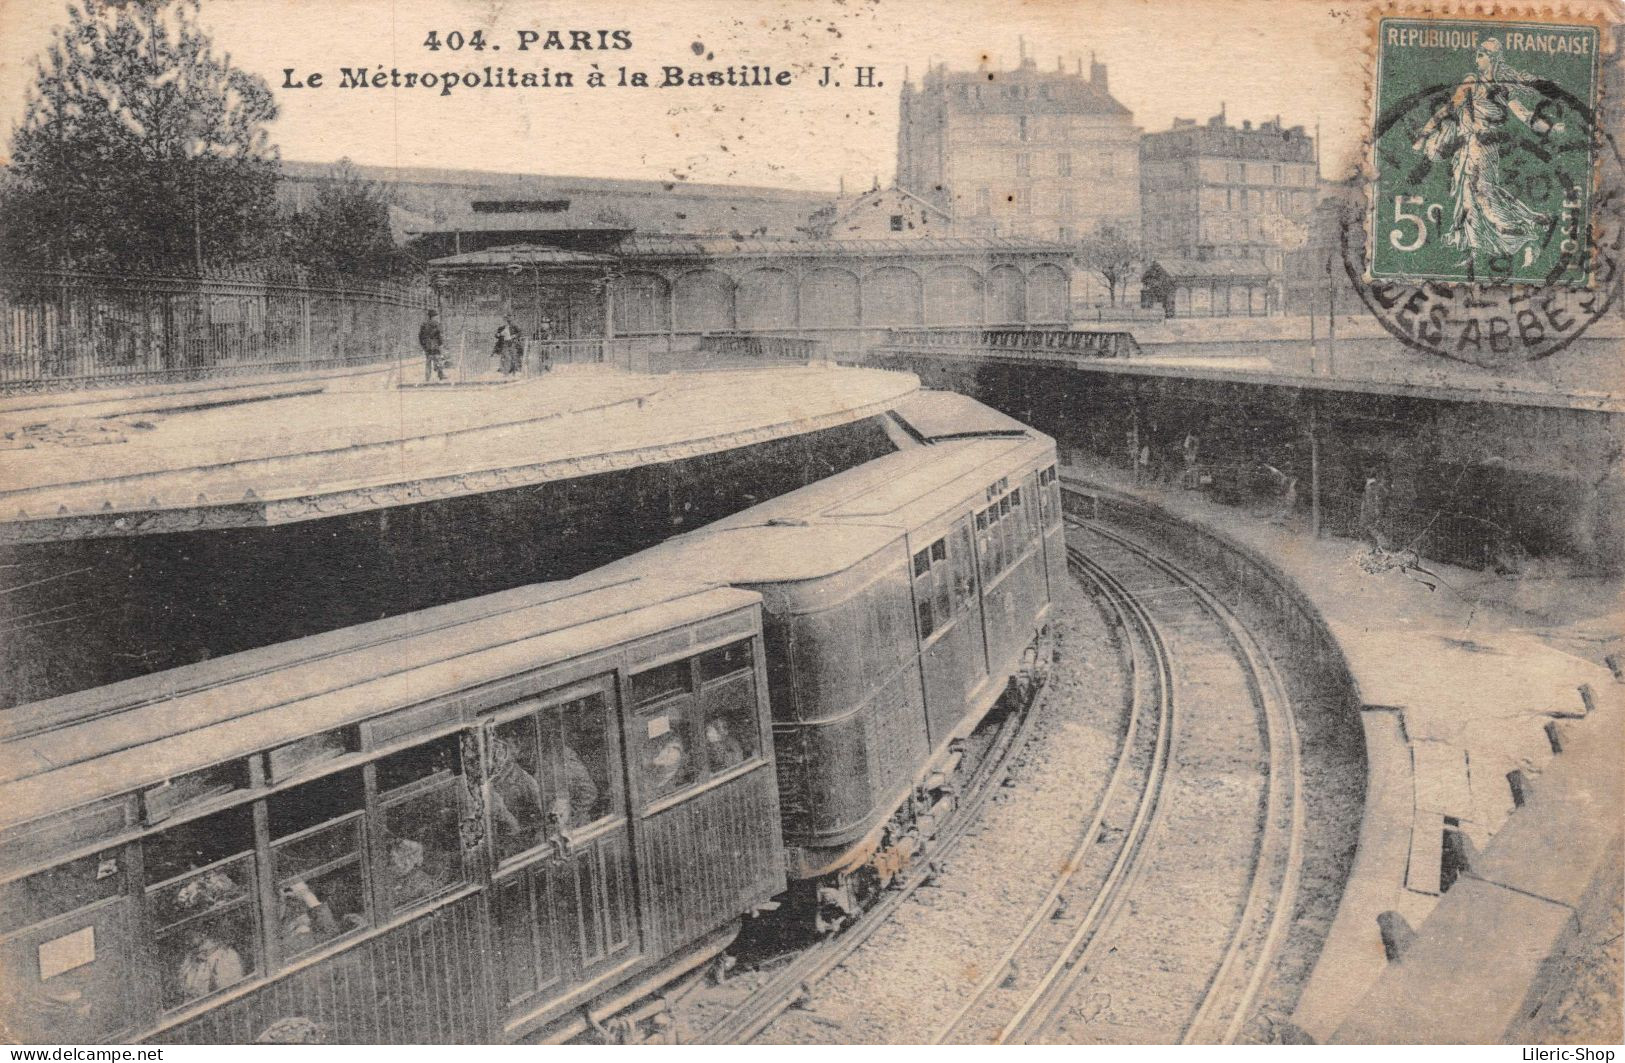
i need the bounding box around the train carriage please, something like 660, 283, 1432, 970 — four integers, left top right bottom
598, 392, 1064, 906
0, 576, 783, 1044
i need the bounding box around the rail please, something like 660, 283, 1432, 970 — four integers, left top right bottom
933, 541, 1175, 1044
696, 333, 830, 362
0, 265, 430, 393
1061, 478, 1373, 1044
696, 675, 1054, 1044
936, 521, 1303, 1044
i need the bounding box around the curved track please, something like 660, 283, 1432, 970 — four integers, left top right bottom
692, 516, 1304, 1046
935, 519, 1304, 1045
694, 670, 1053, 1044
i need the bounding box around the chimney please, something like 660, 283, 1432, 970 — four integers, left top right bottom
1090, 52, 1107, 92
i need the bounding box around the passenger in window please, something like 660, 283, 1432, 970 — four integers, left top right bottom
644, 738, 687, 798
553, 743, 600, 829
383, 838, 448, 909
177, 929, 246, 1001
173, 868, 241, 913
489, 737, 544, 851
705, 719, 746, 772
278, 880, 341, 947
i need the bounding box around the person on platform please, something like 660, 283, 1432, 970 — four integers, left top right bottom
494, 318, 524, 375
1359, 472, 1390, 547
1181, 431, 1201, 489
418, 309, 447, 383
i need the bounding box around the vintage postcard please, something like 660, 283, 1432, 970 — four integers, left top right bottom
0, 0, 1620, 1050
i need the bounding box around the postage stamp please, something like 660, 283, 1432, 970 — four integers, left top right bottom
1369, 16, 1602, 287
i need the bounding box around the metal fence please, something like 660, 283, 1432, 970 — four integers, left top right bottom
0, 266, 431, 392
886, 327, 1143, 358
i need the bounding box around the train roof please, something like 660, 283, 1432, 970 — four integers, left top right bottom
888, 389, 1035, 441
596, 394, 1056, 587
0, 575, 758, 831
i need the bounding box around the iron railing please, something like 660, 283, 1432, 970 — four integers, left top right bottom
1, 266, 430, 393
885, 327, 1143, 358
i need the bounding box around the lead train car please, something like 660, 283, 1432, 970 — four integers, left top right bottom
593, 391, 1066, 918
0, 576, 784, 1044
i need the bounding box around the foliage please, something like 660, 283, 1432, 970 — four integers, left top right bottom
1, 0, 280, 269
282, 160, 419, 280
1075, 222, 1141, 307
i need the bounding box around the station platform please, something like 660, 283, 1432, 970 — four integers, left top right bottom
0, 362, 918, 546
1059, 454, 1623, 1043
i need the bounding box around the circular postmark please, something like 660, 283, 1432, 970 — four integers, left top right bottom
1344, 55, 1622, 367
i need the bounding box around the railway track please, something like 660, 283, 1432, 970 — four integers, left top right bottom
933, 518, 1304, 1045
690, 662, 1056, 1044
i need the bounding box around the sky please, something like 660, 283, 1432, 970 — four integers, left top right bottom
0, 0, 1374, 192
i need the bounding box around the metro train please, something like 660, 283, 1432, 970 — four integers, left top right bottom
0, 391, 1064, 1045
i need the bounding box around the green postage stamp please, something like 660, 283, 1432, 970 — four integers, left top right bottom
1370, 16, 1602, 287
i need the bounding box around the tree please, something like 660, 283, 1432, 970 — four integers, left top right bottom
284, 161, 418, 280
1, 0, 279, 269
1076, 222, 1141, 307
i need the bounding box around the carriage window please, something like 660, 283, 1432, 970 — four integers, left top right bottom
635, 661, 698, 802
913, 546, 936, 639
932, 540, 953, 623
490, 715, 546, 861
267, 727, 356, 783
1, 850, 137, 1042
638, 703, 696, 800
699, 641, 752, 683
142, 761, 249, 825
0, 851, 126, 937
374, 735, 464, 915
631, 660, 691, 706
144, 806, 260, 1011
268, 771, 369, 959
699, 641, 759, 775
556, 694, 614, 827
952, 524, 977, 610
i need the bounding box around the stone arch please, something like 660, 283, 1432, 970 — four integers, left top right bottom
987, 265, 1026, 325
736, 268, 797, 330
611, 271, 670, 334
1027, 264, 1070, 322
672, 269, 735, 333
924, 265, 985, 326
863, 267, 923, 327
799, 267, 861, 328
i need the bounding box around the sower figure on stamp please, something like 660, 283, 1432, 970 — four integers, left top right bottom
1412, 38, 1560, 267
418, 308, 447, 382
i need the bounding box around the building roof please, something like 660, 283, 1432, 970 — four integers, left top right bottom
618, 234, 1074, 259
428, 243, 620, 268
282, 159, 831, 205
1144, 256, 1275, 281
915, 59, 1132, 117
1142, 111, 1316, 162
833, 185, 953, 222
